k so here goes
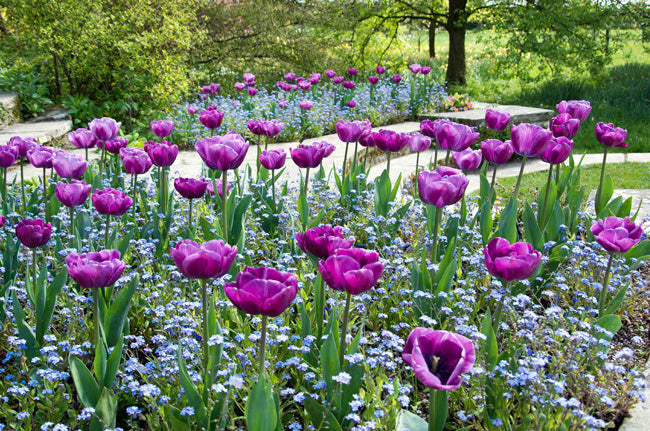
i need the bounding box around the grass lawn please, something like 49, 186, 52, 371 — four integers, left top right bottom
492, 161, 650, 204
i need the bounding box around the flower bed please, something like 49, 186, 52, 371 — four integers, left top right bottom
0, 100, 648, 431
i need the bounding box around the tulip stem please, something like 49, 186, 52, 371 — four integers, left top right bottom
492, 281, 509, 336
343, 142, 350, 176
596, 147, 609, 213
85, 147, 88, 161
259, 315, 268, 376
42, 167, 47, 204
20, 161, 26, 210
434, 145, 438, 168
444, 149, 450, 166
222, 170, 228, 243
415, 151, 421, 196
317, 275, 325, 343
32, 248, 37, 297
339, 292, 352, 367
132, 174, 138, 220
431, 206, 442, 264
429, 388, 449, 431
69, 206, 75, 244
265, 136, 269, 152
555, 162, 560, 186
513, 156, 528, 203
93, 288, 100, 348
271, 170, 277, 213
540, 165, 554, 227
386, 152, 391, 177
598, 252, 615, 316
2, 167, 6, 207
304, 167, 310, 198
188, 198, 193, 233
353, 141, 359, 171
104, 215, 111, 248
487, 164, 498, 206
201, 279, 210, 400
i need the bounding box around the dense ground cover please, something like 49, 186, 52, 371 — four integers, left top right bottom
0, 98, 649, 431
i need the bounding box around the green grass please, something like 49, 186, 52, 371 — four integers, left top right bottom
494, 161, 650, 204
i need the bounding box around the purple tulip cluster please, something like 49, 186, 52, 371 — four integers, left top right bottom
247, 119, 285, 138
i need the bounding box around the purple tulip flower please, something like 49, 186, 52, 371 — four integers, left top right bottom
342, 81, 355, 90
52, 152, 88, 179
9, 136, 38, 158
435, 121, 480, 152
66, 250, 126, 289
120, 148, 153, 175
368, 76, 379, 84
420, 119, 446, 139
27, 145, 56, 168
346, 101, 357, 108
332, 76, 344, 84
234, 82, 246, 91
243, 73, 256, 86
144, 140, 178, 167
195, 132, 249, 171
452, 148, 483, 171
103, 136, 129, 155
88, 117, 121, 142
171, 239, 237, 280
199, 109, 225, 130
151, 120, 174, 138
590, 217, 643, 254
224, 266, 298, 317
298, 81, 311, 91
371, 130, 410, 153
187, 105, 199, 115
55, 180, 91, 207
336, 119, 372, 143
347, 68, 358, 76
409, 64, 421, 74
248, 87, 258, 96
16, 219, 52, 248
392, 74, 402, 83
556, 100, 592, 122
68, 128, 98, 149
0, 215, 5, 227
285, 72, 297, 81
485, 109, 511, 131
480, 139, 514, 165
174, 177, 208, 200
299, 100, 313, 110
92, 188, 133, 216
408, 133, 432, 152
421, 66, 431, 75
484, 237, 542, 281
541, 137, 574, 165
295, 225, 354, 260
418, 167, 469, 208
402, 328, 476, 391
550, 113, 580, 139
318, 248, 384, 295
290, 142, 329, 169
0, 144, 17, 167
376, 66, 386, 74
510, 123, 553, 157
207, 179, 231, 198
595, 122, 627, 148
260, 149, 287, 170
324, 70, 335, 78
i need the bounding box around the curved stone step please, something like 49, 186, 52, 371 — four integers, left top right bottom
0, 92, 21, 129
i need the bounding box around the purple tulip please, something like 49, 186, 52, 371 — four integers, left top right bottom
260, 149, 287, 170
0, 144, 17, 167
66, 250, 126, 289
171, 239, 237, 280
299, 100, 313, 110
206, 179, 231, 198
88, 117, 121, 142
409, 64, 421, 74
541, 137, 574, 165
144, 140, 178, 167
200, 83, 221, 95
336, 119, 372, 143
510, 123, 553, 157
435, 121, 480, 152
55, 180, 91, 207
485, 109, 511, 131
120, 148, 153, 175
174, 177, 208, 200
248, 119, 284, 137
549, 113, 580, 139
285, 72, 297, 81
298, 81, 311, 91
347, 68, 358, 76
368, 76, 379, 84
16, 219, 52, 248
595, 122, 627, 148
484, 237, 542, 281
402, 328, 476, 391
295, 225, 354, 260
234, 82, 246, 91
316, 141, 336, 157
92, 188, 133, 216
590, 217, 643, 254
332, 76, 344, 84
151, 120, 174, 138
324, 70, 336, 78
68, 128, 98, 149
376, 66, 386, 74
452, 148, 483, 171
103, 137, 129, 155
420, 119, 446, 139
9, 136, 38, 158
309, 73, 321, 85
346, 101, 357, 108
278, 99, 289, 109
318, 248, 384, 295
52, 152, 88, 179
248, 87, 258, 96
199, 109, 225, 130
27, 145, 56, 168
187, 105, 199, 114
480, 139, 513, 165
243, 73, 256, 86
224, 266, 298, 317
418, 167, 469, 208
408, 133, 432, 152
195, 132, 249, 171
371, 130, 410, 153
0, 215, 5, 227
421, 66, 431, 75
342, 81, 355, 90
556, 100, 592, 122
290, 142, 329, 169
392, 74, 402, 83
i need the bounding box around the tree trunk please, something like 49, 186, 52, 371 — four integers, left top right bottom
446, 0, 467, 86
428, 20, 436, 58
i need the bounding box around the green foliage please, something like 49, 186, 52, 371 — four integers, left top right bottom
0, 63, 52, 118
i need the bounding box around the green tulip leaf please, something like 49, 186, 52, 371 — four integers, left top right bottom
395, 409, 428, 431
479, 201, 493, 245
94, 387, 117, 429
523, 203, 544, 252
176, 345, 209, 428
69, 355, 100, 408
104, 275, 138, 349
304, 396, 343, 431
245, 374, 278, 431
497, 197, 517, 243
604, 283, 629, 316
626, 240, 650, 261
103, 337, 124, 388
36, 270, 66, 345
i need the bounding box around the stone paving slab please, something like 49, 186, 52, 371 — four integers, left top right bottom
420, 102, 555, 127
0, 93, 20, 129
0, 118, 73, 145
